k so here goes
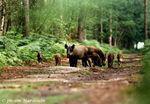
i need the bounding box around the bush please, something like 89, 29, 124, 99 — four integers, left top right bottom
0, 32, 121, 68
131, 39, 150, 104
18, 47, 37, 61
81, 40, 100, 48
0, 52, 8, 67
5, 30, 23, 40
17, 35, 66, 61
81, 40, 121, 53
2, 36, 18, 51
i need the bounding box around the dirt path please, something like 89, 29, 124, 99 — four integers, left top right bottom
0, 53, 142, 104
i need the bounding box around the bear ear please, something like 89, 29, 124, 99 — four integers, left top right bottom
65, 44, 68, 49
72, 44, 75, 49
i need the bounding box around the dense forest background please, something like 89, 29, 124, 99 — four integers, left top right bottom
1, 0, 149, 47
0, 0, 149, 67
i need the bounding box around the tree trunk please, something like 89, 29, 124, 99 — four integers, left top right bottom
23, 0, 30, 37
114, 25, 118, 47
3, 17, 11, 34
0, 0, 2, 35
109, 12, 113, 46
0, 17, 4, 35
0, 0, 5, 35
144, 0, 148, 39
135, 42, 138, 50
77, 16, 85, 42
100, 18, 103, 43
99, 8, 103, 44
114, 38, 117, 47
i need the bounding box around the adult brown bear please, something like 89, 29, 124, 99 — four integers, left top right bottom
90, 52, 101, 67
87, 46, 106, 67
65, 44, 91, 67
107, 53, 114, 68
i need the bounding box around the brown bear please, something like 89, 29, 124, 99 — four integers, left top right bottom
90, 52, 101, 67
65, 44, 91, 67
117, 53, 122, 66
107, 53, 114, 68
54, 53, 61, 66
87, 46, 106, 67
36, 51, 43, 63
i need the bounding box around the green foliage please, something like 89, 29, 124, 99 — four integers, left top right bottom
0, 32, 67, 67
132, 40, 150, 104
5, 0, 147, 48
0, 52, 8, 67
0, 82, 83, 104
46, 95, 69, 104
5, 30, 23, 40
0, 51, 22, 68
17, 35, 66, 61
17, 39, 31, 46
81, 40, 101, 48
0, 36, 22, 68
0, 32, 122, 68
2, 37, 18, 51
0, 0, 147, 66
81, 40, 121, 53
141, 40, 150, 54
18, 46, 36, 61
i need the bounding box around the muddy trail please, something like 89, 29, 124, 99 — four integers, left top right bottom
0, 53, 142, 104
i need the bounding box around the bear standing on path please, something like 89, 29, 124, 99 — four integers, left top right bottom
90, 52, 102, 67
36, 51, 43, 63
87, 46, 106, 67
65, 44, 91, 67
117, 53, 122, 66
54, 53, 61, 66
107, 53, 114, 68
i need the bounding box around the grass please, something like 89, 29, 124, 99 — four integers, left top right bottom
46, 95, 68, 104
135, 45, 150, 104
46, 93, 83, 104
0, 81, 83, 104
0, 90, 19, 104
125, 40, 150, 104
0, 89, 70, 104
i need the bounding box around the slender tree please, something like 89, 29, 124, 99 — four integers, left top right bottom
0, 0, 6, 35
77, 16, 85, 42
100, 8, 104, 43
144, 0, 148, 39
109, 11, 113, 46
0, 0, 4, 35
100, 18, 103, 43
23, 0, 30, 37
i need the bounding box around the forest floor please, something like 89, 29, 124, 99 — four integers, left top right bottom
0, 53, 142, 104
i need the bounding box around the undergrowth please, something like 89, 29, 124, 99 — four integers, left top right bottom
0, 31, 121, 69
